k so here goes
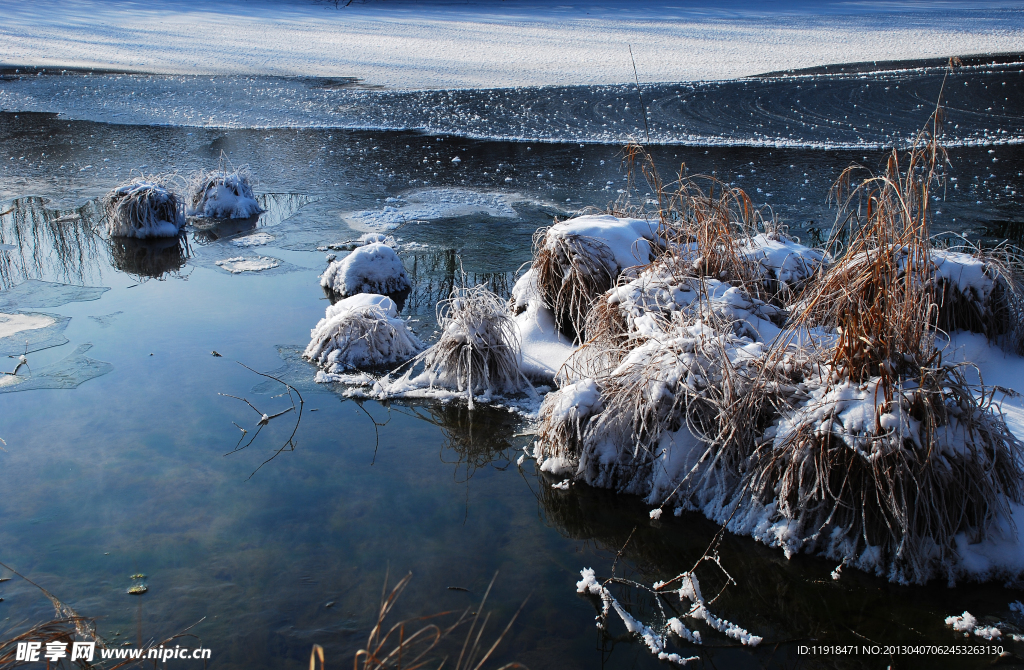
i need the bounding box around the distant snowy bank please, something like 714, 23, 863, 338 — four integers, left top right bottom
1, 0, 1022, 87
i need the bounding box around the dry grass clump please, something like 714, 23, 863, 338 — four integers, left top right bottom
303, 303, 423, 372
535, 379, 604, 470
416, 284, 525, 408
0, 617, 89, 666
746, 363, 1023, 584
532, 228, 618, 343
621, 143, 765, 296
931, 242, 1024, 354
352, 572, 527, 670
741, 108, 1024, 583
103, 178, 185, 238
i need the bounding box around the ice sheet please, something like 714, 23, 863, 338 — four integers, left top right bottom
1, 0, 1020, 88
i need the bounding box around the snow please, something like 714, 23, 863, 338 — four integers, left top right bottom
606, 267, 784, 342
214, 256, 281, 273
739, 233, 829, 287
931, 249, 993, 299
320, 243, 411, 298
1, 0, 1021, 88
513, 301, 577, 380
325, 293, 399, 320
304, 293, 422, 373
0, 312, 55, 339
546, 215, 659, 273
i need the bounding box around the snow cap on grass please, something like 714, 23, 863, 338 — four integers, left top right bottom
304, 293, 422, 372
739, 233, 828, 293
532, 214, 660, 342
931, 246, 1024, 354
103, 179, 185, 238
186, 168, 263, 219
320, 243, 411, 298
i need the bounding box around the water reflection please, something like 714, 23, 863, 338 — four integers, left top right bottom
0, 196, 105, 289
400, 402, 525, 484
537, 480, 1023, 668
106, 234, 191, 281
190, 214, 259, 245
402, 248, 517, 321
255, 193, 320, 228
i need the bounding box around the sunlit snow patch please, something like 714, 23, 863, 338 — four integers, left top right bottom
341, 188, 521, 232
0, 344, 112, 393
214, 256, 281, 274
0, 311, 70, 356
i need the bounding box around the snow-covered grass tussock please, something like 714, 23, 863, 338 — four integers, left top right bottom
531, 215, 660, 343
573, 258, 786, 379
303, 294, 422, 373
375, 284, 528, 408
103, 179, 185, 239
321, 243, 411, 299
186, 168, 263, 219
931, 243, 1024, 355
530, 128, 1024, 586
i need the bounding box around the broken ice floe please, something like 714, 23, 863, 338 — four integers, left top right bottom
0, 279, 109, 311
0, 311, 71, 356
0, 344, 112, 394
88, 312, 123, 328
341, 189, 521, 232
214, 256, 282, 274
231, 232, 275, 247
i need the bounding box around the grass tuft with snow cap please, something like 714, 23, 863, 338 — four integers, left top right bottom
321, 243, 411, 299
103, 179, 185, 239
737, 113, 1024, 584
531, 215, 659, 343
303, 294, 422, 373
380, 284, 527, 408
186, 167, 263, 219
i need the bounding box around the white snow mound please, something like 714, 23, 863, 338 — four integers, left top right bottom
320, 243, 411, 298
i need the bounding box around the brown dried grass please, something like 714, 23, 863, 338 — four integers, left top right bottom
418, 284, 525, 407
353, 572, 527, 670
531, 228, 618, 343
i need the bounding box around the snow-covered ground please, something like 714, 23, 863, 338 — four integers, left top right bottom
1, 0, 1022, 88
